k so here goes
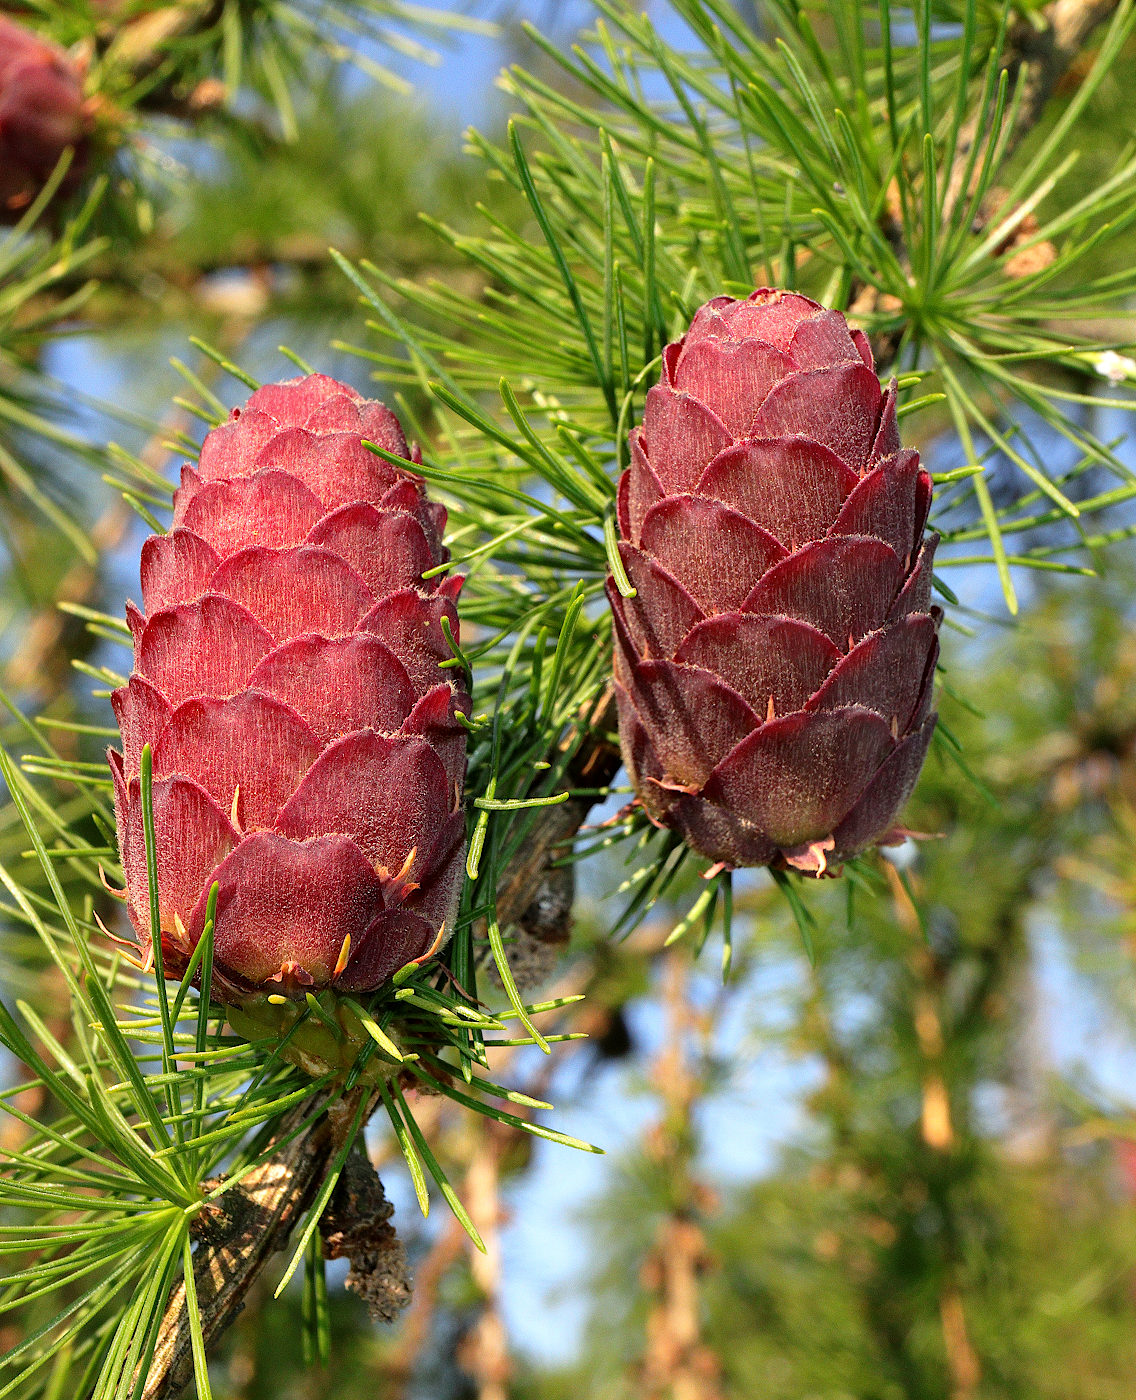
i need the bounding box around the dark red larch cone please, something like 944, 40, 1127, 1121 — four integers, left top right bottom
607, 290, 939, 875
110, 373, 469, 998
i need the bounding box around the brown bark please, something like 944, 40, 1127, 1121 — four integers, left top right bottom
97, 0, 230, 119
1008, 0, 1123, 152
319, 1148, 412, 1323
487, 690, 621, 991
942, 0, 1122, 221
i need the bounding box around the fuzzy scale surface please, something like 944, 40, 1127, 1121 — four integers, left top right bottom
608, 290, 939, 873
110, 373, 469, 998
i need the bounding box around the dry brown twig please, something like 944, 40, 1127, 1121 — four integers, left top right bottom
942, 0, 1122, 218
319, 1147, 412, 1323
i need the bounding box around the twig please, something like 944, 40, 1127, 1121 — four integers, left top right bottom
1008, 0, 1123, 153
99, 0, 227, 112
141, 1097, 334, 1400
487, 689, 621, 990
320, 1147, 412, 1322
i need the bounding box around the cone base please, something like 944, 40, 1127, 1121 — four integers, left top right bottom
226, 990, 407, 1086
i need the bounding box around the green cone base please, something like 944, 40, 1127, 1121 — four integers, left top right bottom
227, 989, 407, 1086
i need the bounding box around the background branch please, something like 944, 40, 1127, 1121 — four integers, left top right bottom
859, 0, 1122, 356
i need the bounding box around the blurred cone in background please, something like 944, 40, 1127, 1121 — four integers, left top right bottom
0, 16, 91, 218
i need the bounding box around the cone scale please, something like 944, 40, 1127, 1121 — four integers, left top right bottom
110, 374, 469, 1001
608, 290, 939, 874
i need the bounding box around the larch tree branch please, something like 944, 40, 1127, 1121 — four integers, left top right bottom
856, 0, 1123, 356
132, 11, 1123, 1383
1010, 0, 1124, 143
942, 0, 1123, 219
140, 693, 620, 1398
141, 1096, 335, 1400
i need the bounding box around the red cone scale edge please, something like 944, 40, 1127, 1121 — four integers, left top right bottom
607, 289, 939, 875
110, 373, 469, 1000
0, 17, 91, 219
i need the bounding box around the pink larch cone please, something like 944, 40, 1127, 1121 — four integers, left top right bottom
608, 290, 939, 875
0, 17, 90, 218
110, 373, 469, 997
